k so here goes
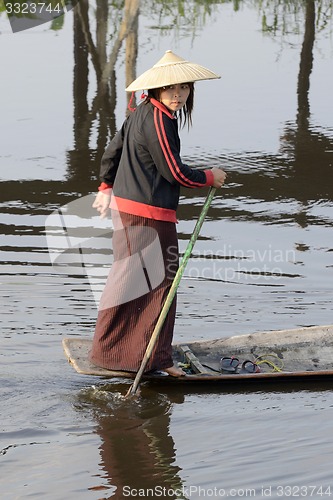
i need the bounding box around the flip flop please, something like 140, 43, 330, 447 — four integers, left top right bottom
239, 360, 261, 374
220, 356, 240, 373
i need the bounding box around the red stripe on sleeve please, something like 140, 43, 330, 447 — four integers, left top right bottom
155, 109, 205, 188
98, 182, 113, 191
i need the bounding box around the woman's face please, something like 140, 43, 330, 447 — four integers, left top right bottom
159, 83, 191, 113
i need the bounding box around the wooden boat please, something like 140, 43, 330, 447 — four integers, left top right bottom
62, 324, 333, 384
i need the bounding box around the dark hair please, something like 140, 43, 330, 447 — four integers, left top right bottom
147, 82, 194, 129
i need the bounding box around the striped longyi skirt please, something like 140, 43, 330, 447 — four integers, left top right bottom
89, 211, 179, 373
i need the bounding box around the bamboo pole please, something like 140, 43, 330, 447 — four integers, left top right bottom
126, 187, 216, 397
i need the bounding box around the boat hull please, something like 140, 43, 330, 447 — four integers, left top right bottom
62, 324, 333, 384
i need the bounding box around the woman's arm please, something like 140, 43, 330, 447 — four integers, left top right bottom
99, 119, 128, 187
148, 109, 226, 188
93, 118, 129, 217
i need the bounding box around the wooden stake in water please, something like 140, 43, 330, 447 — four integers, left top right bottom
125, 187, 217, 398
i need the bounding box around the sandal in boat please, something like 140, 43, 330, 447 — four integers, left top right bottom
220, 356, 240, 373
239, 360, 261, 374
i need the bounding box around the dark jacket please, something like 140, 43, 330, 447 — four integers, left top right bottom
99, 98, 214, 222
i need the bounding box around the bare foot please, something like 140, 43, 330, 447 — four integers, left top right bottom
164, 365, 186, 377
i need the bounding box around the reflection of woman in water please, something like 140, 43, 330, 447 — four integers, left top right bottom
81, 387, 185, 498
89, 50, 226, 376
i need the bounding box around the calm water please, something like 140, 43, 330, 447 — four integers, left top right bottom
1, 1, 333, 499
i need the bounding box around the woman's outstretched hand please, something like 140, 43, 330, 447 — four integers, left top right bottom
211, 167, 227, 188
92, 189, 112, 218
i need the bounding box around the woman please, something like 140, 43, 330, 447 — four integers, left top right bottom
89, 50, 227, 377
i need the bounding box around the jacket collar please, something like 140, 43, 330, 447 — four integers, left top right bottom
150, 98, 176, 120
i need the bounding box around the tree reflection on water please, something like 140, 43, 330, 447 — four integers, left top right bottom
1, 0, 332, 220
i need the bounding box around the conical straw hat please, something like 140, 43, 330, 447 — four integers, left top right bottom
126, 50, 220, 92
